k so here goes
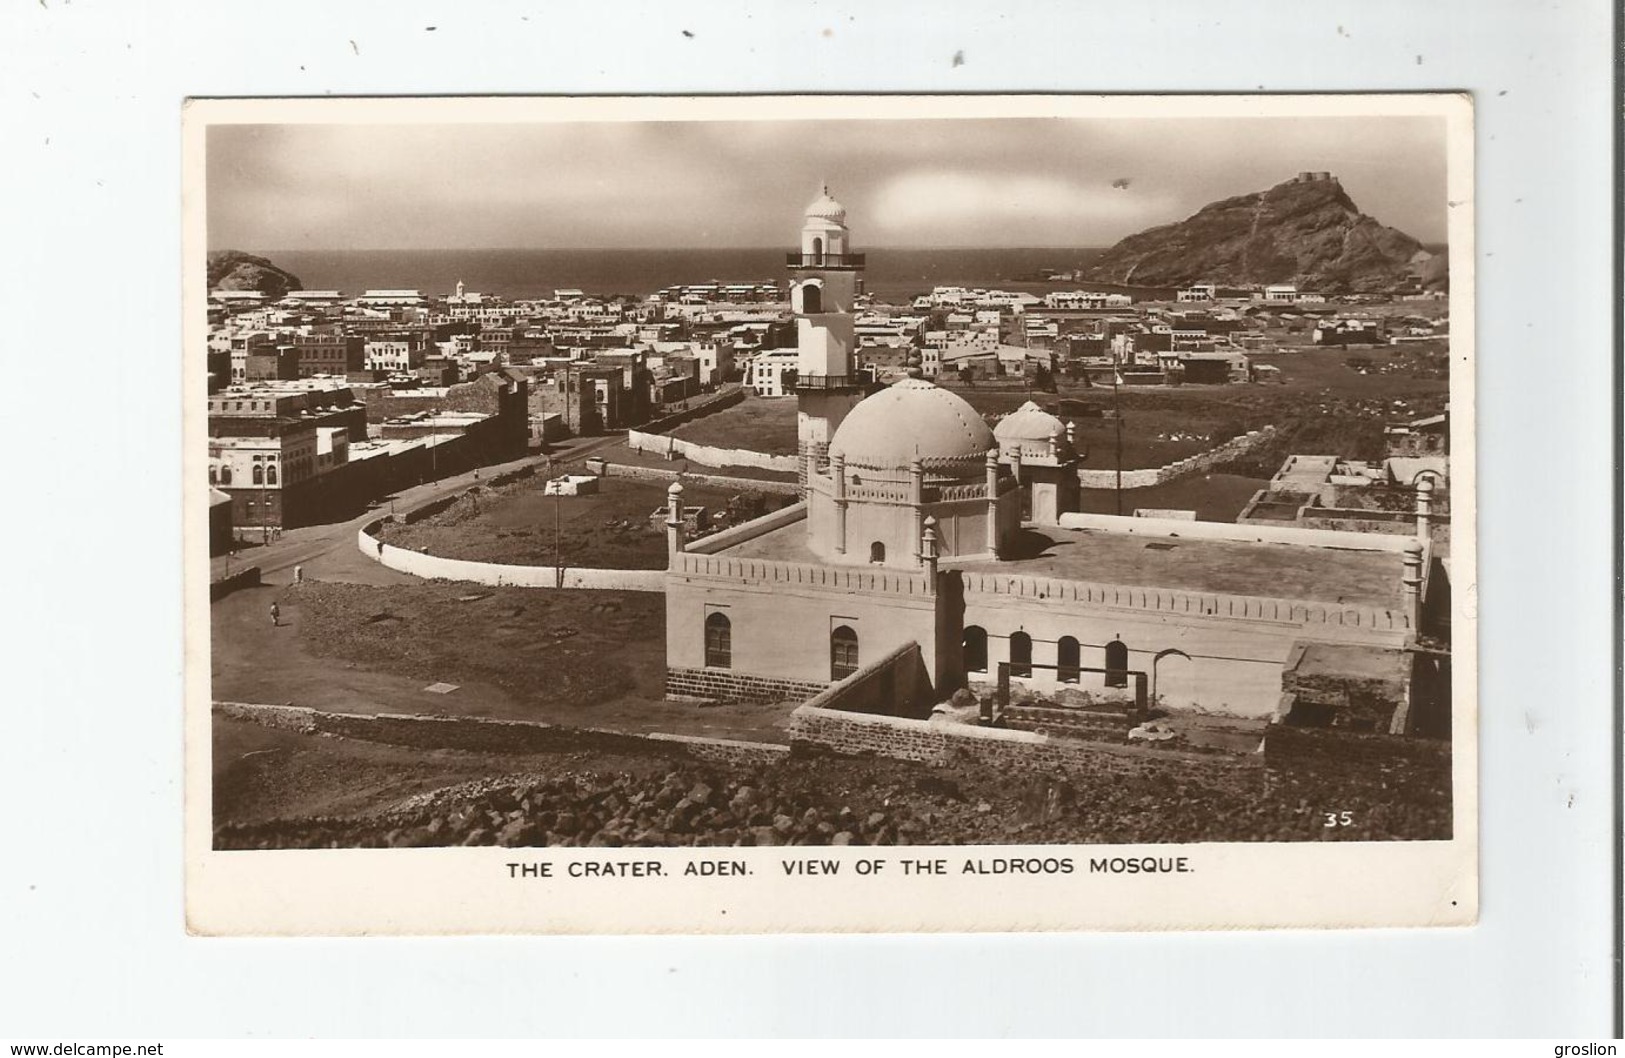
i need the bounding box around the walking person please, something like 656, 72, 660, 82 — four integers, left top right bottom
270, 602, 281, 628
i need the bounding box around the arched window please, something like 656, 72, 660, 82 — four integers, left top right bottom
704, 612, 731, 669
208, 466, 217, 485
220, 465, 232, 485
251, 464, 263, 486
830, 625, 859, 681
1058, 636, 1081, 684
811, 236, 824, 263
266, 463, 278, 485
962, 625, 988, 674
868, 540, 885, 564
1104, 639, 1129, 688
1009, 631, 1032, 678
802, 282, 822, 314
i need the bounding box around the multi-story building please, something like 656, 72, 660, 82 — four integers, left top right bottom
291, 333, 366, 377
364, 334, 429, 373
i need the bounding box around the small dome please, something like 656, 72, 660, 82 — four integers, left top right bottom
829, 378, 994, 472
994, 400, 1065, 443
805, 186, 847, 224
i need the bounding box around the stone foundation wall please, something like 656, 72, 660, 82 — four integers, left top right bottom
216, 699, 316, 732
665, 666, 828, 705
787, 705, 1250, 780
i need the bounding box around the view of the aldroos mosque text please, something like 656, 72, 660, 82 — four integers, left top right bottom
184, 95, 1476, 935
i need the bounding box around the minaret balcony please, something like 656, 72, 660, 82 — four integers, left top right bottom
786, 252, 865, 270
792, 372, 868, 393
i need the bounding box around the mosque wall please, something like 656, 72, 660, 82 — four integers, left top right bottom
665, 564, 941, 703
957, 574, 1411, 717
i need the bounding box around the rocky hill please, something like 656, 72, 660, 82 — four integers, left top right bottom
1083, 174, 1442, 294
207, 250, 302, 298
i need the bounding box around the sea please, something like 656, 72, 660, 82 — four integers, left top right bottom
258, 247, 1133, 303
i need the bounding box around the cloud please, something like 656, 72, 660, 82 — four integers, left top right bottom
868, 170, 1174, 245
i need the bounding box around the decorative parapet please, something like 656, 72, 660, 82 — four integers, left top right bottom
959, 570, 1412, 634
672, 551, 934, 598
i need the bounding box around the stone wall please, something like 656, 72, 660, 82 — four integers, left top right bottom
216, 699, 789, 762
638, 386, 745, 434
210, 565, 261, 601
1074, 425, 1277, 490
787, 705, 1251, 780
216, 699, 315, 732
664, 666, 828, 705
626, 430, 800, 474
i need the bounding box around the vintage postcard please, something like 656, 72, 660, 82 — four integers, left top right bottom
184, 93, 1476, 934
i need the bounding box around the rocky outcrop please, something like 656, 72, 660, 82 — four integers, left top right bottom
207, 250, 302, 298
1084, 174, 1441, 294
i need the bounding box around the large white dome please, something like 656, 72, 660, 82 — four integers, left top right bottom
828, 378, 994, 472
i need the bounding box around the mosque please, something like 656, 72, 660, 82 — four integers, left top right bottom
663, 188, 1443, 731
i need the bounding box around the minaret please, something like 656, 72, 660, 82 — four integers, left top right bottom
455, 279, 465, 300
791, 184, 869, 487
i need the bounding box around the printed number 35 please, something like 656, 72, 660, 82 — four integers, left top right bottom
1323, 811, 1354, 827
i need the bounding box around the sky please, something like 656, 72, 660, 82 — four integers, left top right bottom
207, 115, 1448, 251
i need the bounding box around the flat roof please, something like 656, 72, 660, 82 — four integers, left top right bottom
958, 527, 1403, 609
720, 520, 1402, 610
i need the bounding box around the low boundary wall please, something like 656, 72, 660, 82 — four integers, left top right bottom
626, 430, 799, 474
639, 386, 745, 434
210, 565, 261, 600
786, 704, 1251, 779
357, 517, 666, 591
215, 699, 788, 765
1074, 425, 1277, 490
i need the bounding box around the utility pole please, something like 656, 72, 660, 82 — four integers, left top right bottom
1114, 361, 1124, 517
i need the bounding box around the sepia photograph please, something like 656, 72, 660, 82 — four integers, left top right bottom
185, 93, 1476, 934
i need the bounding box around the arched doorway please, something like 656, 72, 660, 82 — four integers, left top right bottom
962, 625, 987, 674
1009, 631, 1032, 678
811, 237, 824, 264
1057, 636, 1080, 683
802, 281, 822, 314
1104, 638, 1128, 688
831, 624, 859, 681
